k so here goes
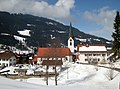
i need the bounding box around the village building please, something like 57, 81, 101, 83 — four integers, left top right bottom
0, 51, 16, 67
76, 44, 108, 64
15, 53, 34, 64
34, 48, 72, 64
68, 22, 74, 53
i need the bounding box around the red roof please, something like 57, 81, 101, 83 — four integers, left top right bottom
37, 48, 72, 58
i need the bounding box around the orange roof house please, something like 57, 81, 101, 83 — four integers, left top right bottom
34, 48, 72, 63
0, 51, 16, 67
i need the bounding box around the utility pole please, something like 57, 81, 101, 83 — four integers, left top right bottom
55, 57, 57, 86
46, 65, 49, 85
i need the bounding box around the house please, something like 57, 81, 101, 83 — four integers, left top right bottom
34, 48, 72, 64
15, 53, 34, 64
76, 44, 107, 64
0, 51, 16, 67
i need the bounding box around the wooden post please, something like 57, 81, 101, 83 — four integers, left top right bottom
55, 58, 57, 86
46, 65, 49, 85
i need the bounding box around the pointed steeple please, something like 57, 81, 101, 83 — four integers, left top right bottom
68, 22, 74, 53
69, 22, 74, 38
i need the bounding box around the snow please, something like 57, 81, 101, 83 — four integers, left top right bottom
18, 29, 31, 36
1, 33, 10, 36
78, 45, 107, 51
0, 66, 18, 75
75, 38, 87, 42
14, 35, 26, 43
0, 62, 120, 89
106, 41, 111, 44
50, 35, 55, 39
46, 22, 56, 25
93, 39, 100, 41
57, 30, 66, 33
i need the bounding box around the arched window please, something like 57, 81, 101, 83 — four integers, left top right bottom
70, 42, 72, 46
70, 39, 72, 41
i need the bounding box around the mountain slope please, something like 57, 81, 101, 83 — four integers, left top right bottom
0, 11, 112, 48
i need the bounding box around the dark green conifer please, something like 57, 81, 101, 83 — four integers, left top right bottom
112, 11, 120, 60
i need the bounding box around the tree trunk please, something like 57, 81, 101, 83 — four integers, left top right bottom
46, 65, 48, 85
55, 65, 57, 85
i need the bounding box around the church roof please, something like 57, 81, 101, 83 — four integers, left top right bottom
69, 22, 74, 38
37, 48, 72, 58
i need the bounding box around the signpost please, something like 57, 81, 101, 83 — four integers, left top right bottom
41, 59, 63, 85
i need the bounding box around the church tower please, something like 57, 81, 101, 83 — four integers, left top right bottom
68, 22, 74, 53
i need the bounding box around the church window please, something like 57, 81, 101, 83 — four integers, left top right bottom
70, 42, 72, 46
70, 39, 72, 41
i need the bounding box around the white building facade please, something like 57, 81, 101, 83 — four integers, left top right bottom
68, 37, 74, 53
77, 44, 108, 64
0, 51, 16, 67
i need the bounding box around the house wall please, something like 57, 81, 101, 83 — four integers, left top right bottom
66, 56, 72, 62
78, 53, 107, 64
37, 56, 73, 64
0, 56, 16, 67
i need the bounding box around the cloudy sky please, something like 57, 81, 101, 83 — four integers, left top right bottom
0, 0, 120, 40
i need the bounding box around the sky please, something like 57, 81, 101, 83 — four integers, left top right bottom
0, 0, 120, 40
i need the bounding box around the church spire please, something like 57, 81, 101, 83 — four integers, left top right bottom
69, 22, 74, 38
68, 22, 74, 53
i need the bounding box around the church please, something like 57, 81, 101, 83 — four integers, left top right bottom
67, 23, 108, 64
33, 23, 74, 64
34, 22, 108, 64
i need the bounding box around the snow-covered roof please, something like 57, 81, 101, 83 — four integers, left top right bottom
78, 44, 107, 52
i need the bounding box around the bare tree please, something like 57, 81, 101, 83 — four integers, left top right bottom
105, 63, 119, 80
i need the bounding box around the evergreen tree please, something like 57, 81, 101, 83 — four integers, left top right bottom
112, 11, 120, 60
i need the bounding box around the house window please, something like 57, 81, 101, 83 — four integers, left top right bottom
89, 54, 92, 56
6, 64, 8, 67
10, 63, 12, 66
93, 54, 97, 56
102, 54, 106, 56
97, 54, 101, 56
85, 59, 88, 61
98, 59, 100, 61
2, 63, 5, 66
6, 59, 8, 61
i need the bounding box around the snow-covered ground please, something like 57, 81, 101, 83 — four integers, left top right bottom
0, 62, 120, 89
